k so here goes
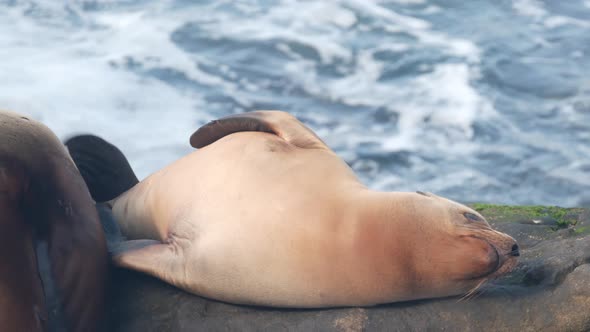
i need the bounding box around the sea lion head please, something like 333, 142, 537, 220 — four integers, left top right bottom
406, 191, 519, 298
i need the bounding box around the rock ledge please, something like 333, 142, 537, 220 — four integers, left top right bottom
106, 205, 590, 332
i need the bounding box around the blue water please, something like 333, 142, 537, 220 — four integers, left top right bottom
1, 0, 589, 206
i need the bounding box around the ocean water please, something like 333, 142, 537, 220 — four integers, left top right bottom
1, 0, 589, 206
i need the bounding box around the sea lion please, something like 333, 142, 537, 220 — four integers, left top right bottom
0, 110, 108, 331
67, 111, 519, 307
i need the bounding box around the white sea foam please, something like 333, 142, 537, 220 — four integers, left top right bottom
544, 15, 590, 28
513, 0, 590, 28
345, 0, 431, 30
0, 2, 206, 178
512, 0, 548, 18
195, 1, 355, 64
285, 52, 492, 153
0, 0, 489, 175
421, 5, 441, 15
378, 0, 426, 5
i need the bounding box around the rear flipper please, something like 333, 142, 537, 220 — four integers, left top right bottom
190, 110, 329, 150
65, 134, 139, 202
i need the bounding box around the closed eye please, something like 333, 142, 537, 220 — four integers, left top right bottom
464, 212, 483, 222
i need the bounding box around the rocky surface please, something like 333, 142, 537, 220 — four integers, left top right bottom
105, 205, 590, 332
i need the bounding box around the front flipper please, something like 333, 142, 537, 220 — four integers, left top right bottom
111, 240, 187, 289
65, 134, 139, 202
190, 111, 328, 150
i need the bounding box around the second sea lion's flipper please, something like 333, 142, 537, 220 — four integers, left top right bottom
65, 135, 139, 202
190, 111, 328, 150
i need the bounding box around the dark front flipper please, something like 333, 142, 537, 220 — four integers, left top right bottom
65, 135, 139, 202
190, 111, 329, 150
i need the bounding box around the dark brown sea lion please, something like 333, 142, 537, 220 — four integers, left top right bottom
0, 110, 108, 331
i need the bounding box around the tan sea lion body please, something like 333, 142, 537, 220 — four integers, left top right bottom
0, 110, 108, 331
109, 111, 519, 307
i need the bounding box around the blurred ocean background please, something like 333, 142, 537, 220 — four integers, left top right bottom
1, 0, 589, 206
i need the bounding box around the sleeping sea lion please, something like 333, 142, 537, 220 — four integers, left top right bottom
67, 111, 519, 307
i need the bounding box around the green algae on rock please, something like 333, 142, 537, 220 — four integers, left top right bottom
470, 203, 585, 230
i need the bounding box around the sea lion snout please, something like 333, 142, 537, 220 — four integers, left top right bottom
490, 231, 519, 258
483, 231, 520, 278
453, 221, 519, 281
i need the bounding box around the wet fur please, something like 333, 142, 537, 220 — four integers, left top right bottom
0, 111, 108, 331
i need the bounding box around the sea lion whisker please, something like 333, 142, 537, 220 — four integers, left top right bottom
459, 278, 488, 302
466, 282, 489, 301
470, 284, 489, 301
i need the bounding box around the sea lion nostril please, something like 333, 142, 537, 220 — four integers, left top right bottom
510, 244, 520, 257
